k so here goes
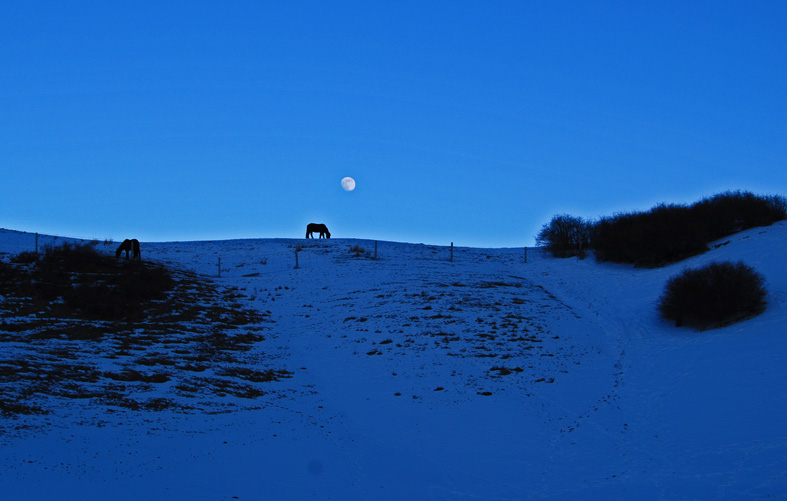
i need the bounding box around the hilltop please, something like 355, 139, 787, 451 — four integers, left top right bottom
0, 224, 785, 500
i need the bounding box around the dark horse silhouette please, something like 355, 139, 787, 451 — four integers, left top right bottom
306, 223, 331, 239
116, 239, 141, 260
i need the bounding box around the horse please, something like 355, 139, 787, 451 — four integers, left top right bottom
306, 223, 331, 239
116, 239, 141, 260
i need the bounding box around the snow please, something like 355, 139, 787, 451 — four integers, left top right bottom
1, 224, 785, 500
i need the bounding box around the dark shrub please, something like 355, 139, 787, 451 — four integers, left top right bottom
61, 264, 173, 320
694, 191, 787, 241
536, 214, 592, 258
593, 204, 708, 267
658, 261, 767, 330
35, 242, 105, 301
39, 241, 103, 272
33, 242, 173, 320
0, 260, 15, 293
591, 191, 787, 267
10, 251, 39, 264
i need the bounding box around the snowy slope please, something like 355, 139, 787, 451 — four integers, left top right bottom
0, 224, 785, 500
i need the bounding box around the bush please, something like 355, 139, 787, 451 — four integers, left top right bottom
0, 260, 16, 293
33, 242, 173, 320
693, 190, 787, 241
61, 264, 173, 320
10, 251, 39, 264
536, 214, 592, 258
658, 261, 767, 330
39, 241, 102, 271
593, 204, 708, 267
591, 191, 786, 267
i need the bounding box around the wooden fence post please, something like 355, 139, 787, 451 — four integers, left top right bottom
294, 248, 300, 269
524, 246, 528, 264
35, 233, 39, 255
450, 242, 454, 262
218, 257, 221, 278
374, 240, 378, 260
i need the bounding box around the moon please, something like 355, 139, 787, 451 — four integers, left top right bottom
341, 176, 356, 191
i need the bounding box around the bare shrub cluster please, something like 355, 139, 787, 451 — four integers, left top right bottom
593, 191, 787, 267
658, 261, 767, 330
536, 191, 786, 267
535, 214, 592, 258
593, 203, 707, 267
23, 242, 173, 321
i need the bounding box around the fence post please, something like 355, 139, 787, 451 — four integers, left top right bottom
35, 233, 39, 255
218, 257, 221, 278
450, 242, 454, 262
374, 240, 378, 260
294, 248, 300, 269
524, 246, 528, 264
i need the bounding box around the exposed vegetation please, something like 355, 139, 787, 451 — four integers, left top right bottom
537, 191, 787, 267
32, 242, 173, 321
535, 214, 592, 258
658, 261, 767, 330
593, 203, 707, 267
0, 242, 290, 419
350, 245, 366, 257
9, 251, 38, 264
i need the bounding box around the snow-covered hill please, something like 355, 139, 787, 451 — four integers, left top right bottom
1, 224, 785, 500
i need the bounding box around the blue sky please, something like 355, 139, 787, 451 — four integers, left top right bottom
2, 1, 785, 247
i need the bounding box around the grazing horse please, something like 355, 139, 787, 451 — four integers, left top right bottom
306, 223, 331, 239
116, 239, 141, 260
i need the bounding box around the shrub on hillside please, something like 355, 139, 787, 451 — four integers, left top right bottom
33, 242, 173, 320
693, 191, 787, 241
592, 191, 787, 267
10, 251, 38, 264
593, 204, 708, 267
61, 264, 174, 320
39, 241, 102, 271
0, 260, 15, 292
536, 214, 592, 258
658, 261, 767, 330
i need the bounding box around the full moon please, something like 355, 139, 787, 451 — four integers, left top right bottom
341, 176, 356, 191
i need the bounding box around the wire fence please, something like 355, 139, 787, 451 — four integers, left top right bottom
0, 230, 103, 257
203, 240, 542, 279
1, 229, 543, 277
